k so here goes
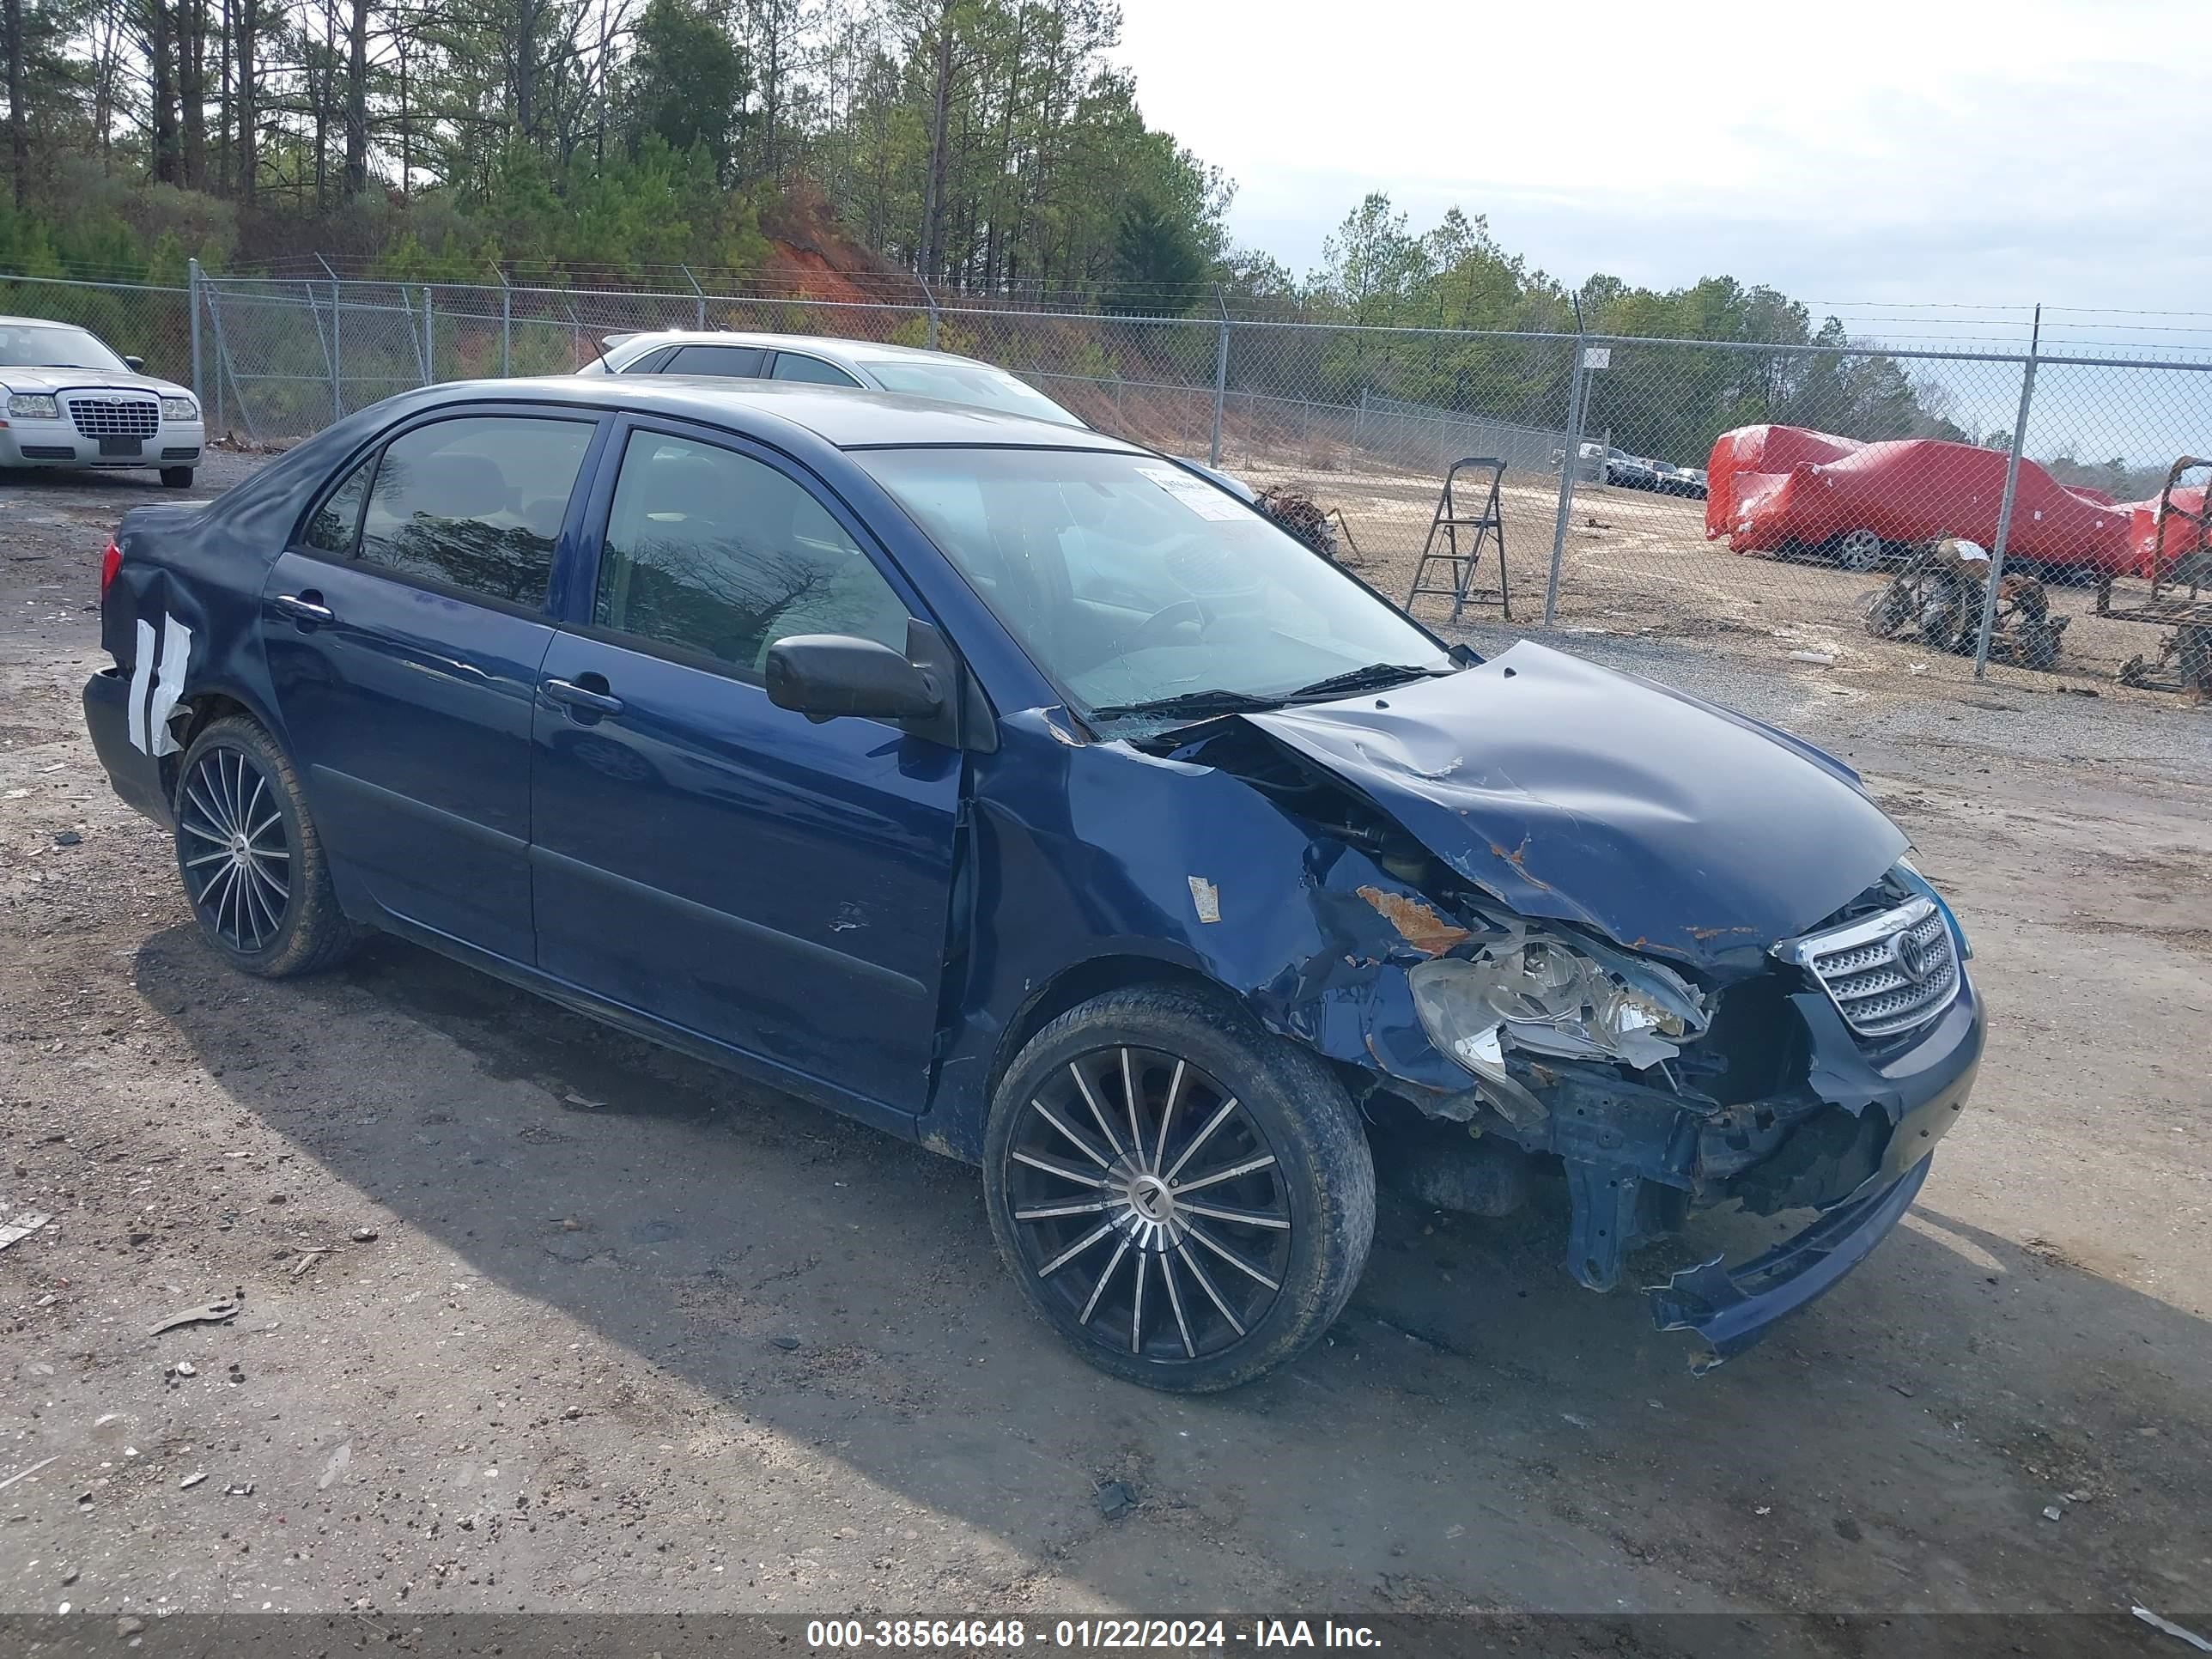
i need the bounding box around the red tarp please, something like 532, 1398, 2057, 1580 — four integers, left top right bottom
1704, 425, 2136, 574
2127, 484, 2206, 580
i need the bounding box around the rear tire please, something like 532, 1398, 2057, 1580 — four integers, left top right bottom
173, 716, 362, 978
983, 983, 1375, 1392
160, 466, 195, 489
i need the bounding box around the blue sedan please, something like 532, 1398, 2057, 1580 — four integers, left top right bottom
83, 377, 1983, 1388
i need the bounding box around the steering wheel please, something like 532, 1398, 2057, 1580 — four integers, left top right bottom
1125, 598, 1206, 653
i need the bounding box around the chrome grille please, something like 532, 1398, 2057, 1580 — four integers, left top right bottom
66, 394, 159, 440
1775, 898, 1960, 1040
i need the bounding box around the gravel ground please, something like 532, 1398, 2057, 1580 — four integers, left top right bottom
2, 459, 2209, 1631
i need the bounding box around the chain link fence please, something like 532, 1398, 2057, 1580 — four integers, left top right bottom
7, 264, 2210, 700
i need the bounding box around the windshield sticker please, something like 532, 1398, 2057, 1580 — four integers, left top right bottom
1137, 464, 1244, 521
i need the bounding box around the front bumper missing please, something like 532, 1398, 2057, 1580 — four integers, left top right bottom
1650, 1153, 1932, 1373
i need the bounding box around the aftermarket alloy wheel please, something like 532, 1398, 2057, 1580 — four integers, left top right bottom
173, 716, 361, 977
983, 985, 1375, 1392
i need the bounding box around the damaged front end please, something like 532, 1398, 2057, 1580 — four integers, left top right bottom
1375, 867, 1979, 1373
1158, 646, 1984, 1370
1380, 873, 1981, 1371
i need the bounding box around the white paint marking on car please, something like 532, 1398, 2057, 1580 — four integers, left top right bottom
126, 611, 193, 756
148, 615, 193, 757
126, 617, 156, 753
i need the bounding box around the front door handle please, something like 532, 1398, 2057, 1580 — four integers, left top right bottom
544, 677, 625, 718
274, 592, 335, 627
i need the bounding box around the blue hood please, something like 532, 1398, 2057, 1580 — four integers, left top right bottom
1243, 642, 1908, 975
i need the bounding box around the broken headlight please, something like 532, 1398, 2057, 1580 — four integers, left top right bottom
1409, 930, 1710, 1082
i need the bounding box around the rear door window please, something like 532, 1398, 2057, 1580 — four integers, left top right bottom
356, 416, 596, 607
768, 352, 862, 388
301, 456, 374, 554
663, 343, 769, 378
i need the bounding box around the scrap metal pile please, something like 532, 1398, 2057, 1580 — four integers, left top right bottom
1255, 485, 1360, 563
2101, 458, 2212, 699
1864, 539, 2068, 669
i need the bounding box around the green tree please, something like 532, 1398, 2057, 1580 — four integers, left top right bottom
1105, 195, 1204, 314
625, 0, 751, 183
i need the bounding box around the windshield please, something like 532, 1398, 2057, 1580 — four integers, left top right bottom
860, 447, 1453, 721
0, 322, 129, 371
863, 361, 1084, 427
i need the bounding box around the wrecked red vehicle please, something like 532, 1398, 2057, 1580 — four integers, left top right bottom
1705, 425, 2135, 575
2129, 483, 2209, 580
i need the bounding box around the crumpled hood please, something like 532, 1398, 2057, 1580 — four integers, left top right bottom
1243, 641, 1907, 975
0, 367, 189, 398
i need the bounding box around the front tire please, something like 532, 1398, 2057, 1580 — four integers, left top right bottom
161, 466, 195, 489
1834, 527, 1887, 571
983, 984, 1375, 1392
173, 716, 361, 977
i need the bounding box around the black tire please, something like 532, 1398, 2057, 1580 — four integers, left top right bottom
173, 715, 362, 977
160, 466, 195, 489
982, 983, 1376, 1392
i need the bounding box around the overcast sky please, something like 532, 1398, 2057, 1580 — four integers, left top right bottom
1112, 0, 2212, 359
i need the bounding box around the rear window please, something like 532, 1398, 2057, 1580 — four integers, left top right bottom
355, 416, 595, 606
865, 362, 1081, 426
663, 343, 768, 378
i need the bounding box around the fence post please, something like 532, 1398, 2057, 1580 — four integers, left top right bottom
1209, 289, 1230, 468
301, 281, 340, 425
331, 279, 343, 420
422, 286, 435, 383
187, 259, 204, 409
918, 276, 939, 349
1974, 306, 2043, 678
1545, 337, 1592, 626
495, 270, 512, 377
683, 264, 707, 330
314, 255, 342, 422
204, 283, 256, 447
203, 274, 227, 437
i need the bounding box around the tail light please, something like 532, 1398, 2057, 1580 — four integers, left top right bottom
99, 540, 121, 599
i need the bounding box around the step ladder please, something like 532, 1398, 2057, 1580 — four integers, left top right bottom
1404, 457, 1510, 623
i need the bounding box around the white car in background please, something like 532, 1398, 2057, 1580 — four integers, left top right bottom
580, 329, 1258, 501
0, 317, 205, 488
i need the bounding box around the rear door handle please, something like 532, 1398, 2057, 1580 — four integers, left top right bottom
274, 592, 334, 626
543, 677, 625, 718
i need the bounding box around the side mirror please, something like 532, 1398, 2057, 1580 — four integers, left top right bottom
764, 634, 945, 724
123, 356, 145, 373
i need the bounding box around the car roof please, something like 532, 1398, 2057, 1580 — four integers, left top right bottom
447, 374, 1140, 453
605, 330, 1007, 372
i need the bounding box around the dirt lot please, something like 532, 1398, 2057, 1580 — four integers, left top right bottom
2, 461, 2209, 1631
